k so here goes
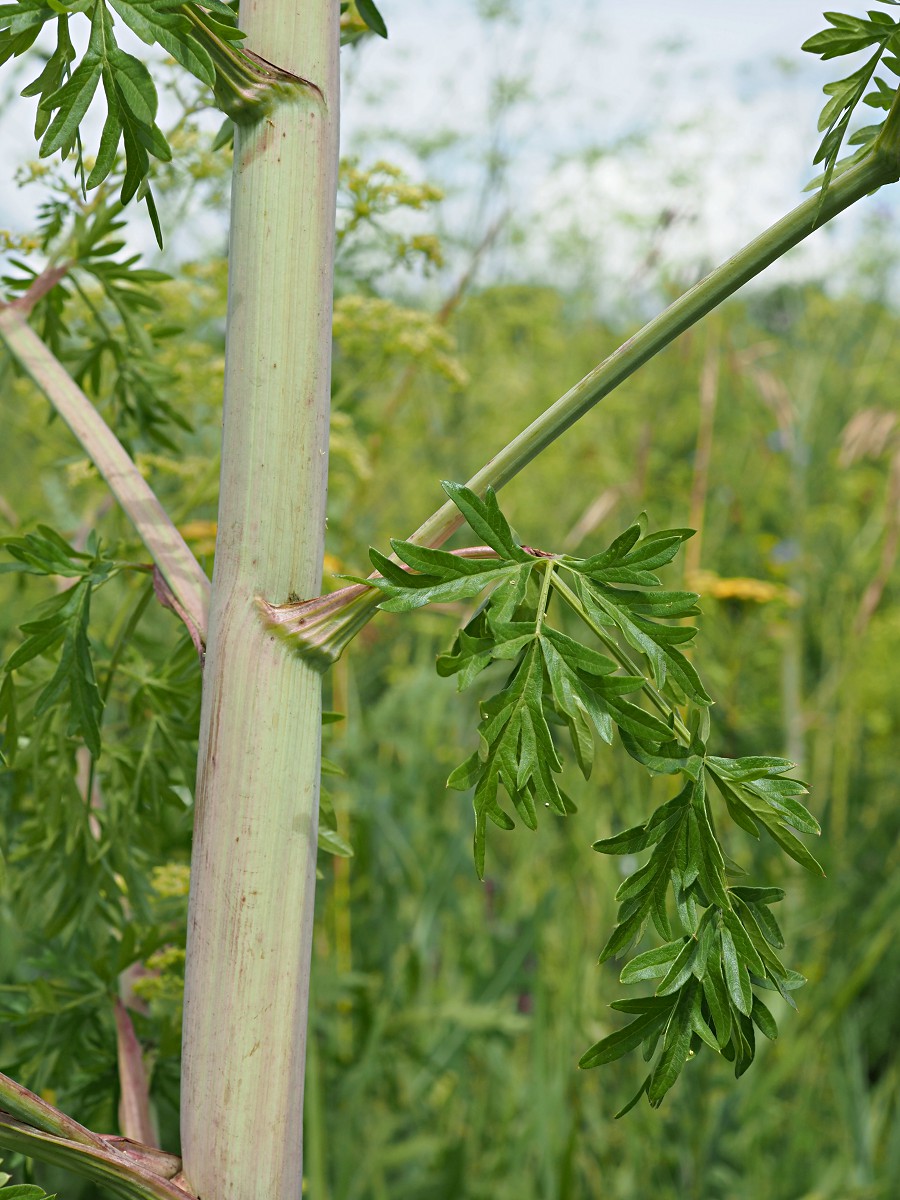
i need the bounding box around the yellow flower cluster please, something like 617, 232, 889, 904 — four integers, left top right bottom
150, 862, 191, 898
333, 295, 469, 388
0, 229, 40, 252
337, 158, 446, 268
131, 947, 186, 1008
341, 159, 445, 216
687, 570, 800, 606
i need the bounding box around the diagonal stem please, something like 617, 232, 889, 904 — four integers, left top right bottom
0, 304, 210, 645
0, 1068, 104, 1148
267, 131, 900, 665
409, 143, 900, 551
0, 1113, 195, 1200
0, 1070, 192, 1199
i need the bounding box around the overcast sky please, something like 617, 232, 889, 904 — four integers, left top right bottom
1, 1, 897, 301
340, 0, 899, 299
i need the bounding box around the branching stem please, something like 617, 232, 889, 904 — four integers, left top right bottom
271, 135, 900, 664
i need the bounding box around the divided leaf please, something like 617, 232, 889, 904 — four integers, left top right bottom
0, 0, 260, 240
373, 487, 817, 1112
802, 8, 900, 201
7, 581, 103, 759
0, 529, 127, 760
440, 482, 531, 562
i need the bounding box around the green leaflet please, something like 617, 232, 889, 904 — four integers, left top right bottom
574, 576, 711, 704
752, 808, 826, 877
464, 643, 571, 878
689, 990, 720, 1053
0, 526, 95, 578
0, 193, 192, 450
439, 482, 531, 562
9, 581, 103, 759
108, 0, 216, 88
39, 52, 102, 158
655, 936, 700, 996
1, 530, 126, 761
598, 785, 695, 959
751, 994, 779, 1042
0, 1153, 55, 1198
619, 939, 685, 985
647, 979, 697, 1106
745, 777, 821, 836
689, 783, 731, 909
437, 626, 496, 690
620, 729, 703, 779
613, 1074, 651, 1120
720, 926, 753, 1016
578, 1000, 673, 1069
802, 7, 900, 203
0, 0, 309, 242
707, 757, 824, 871
374, 564, 517, 612
9, 0, 177, 238
318, 790, 353, 859
374, 486, 816, 1111
355, 0, 388, 38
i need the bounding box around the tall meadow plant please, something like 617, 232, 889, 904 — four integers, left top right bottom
0, 2, 898, 1197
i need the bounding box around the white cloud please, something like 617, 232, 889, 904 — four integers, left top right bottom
1, 0, 897, 301
342, 0, 899, 301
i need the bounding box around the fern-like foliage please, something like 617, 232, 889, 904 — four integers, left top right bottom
0, 0, 382, 245
803, 2, 900, 198
0, 0, 248, 241
365, 482, 822, 1112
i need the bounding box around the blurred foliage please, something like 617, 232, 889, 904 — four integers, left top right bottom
309, 278, 900, 1198
1, 53, 900, 1200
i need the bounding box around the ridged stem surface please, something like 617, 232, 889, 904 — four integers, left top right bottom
180, 2, 338, 1196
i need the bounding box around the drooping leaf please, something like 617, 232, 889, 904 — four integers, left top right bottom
387, 490, 815, 1108
578, 1002, 673, 1069
647, 979, 697, 1106
720, 926, 753, 1016
356, 0, 388, 38
619, 939, 685, 986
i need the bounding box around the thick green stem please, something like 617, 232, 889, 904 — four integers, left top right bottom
179, 1, 338, 1198
270, 137, 900, 665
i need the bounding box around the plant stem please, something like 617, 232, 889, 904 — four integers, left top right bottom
0, 1070, 103, 1149
409, 145, 900, 551
0, 1071, 192, 1199
0, 1113, 195, 1200
179, 1, 339, 1198
273, 135, 900, 664
0, 305, 210, 644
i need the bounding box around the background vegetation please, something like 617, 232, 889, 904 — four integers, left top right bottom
2, 14, 900, 1200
